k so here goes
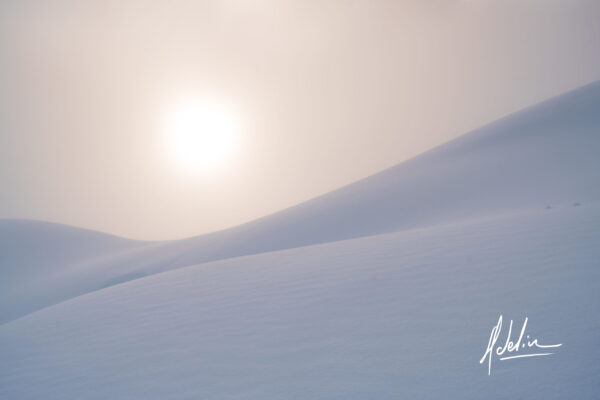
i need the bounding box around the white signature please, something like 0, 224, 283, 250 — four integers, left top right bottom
480, 315, 562, 375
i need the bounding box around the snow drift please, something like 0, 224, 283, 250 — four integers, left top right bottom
0, 81, 599, 399
3, 81, 599, 325
1, 205, 599, 399
0, 220, 145, 323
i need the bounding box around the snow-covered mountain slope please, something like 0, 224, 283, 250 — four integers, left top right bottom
157, 79, 600, 268
206, 79, 600, 245
1, 204, 599, 399
0, 220, 145, 323
1, 80, 599, 325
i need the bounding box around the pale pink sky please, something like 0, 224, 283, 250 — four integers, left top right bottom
1, 0, 599, 239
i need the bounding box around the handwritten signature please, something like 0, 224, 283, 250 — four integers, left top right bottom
480, 315, 562, 375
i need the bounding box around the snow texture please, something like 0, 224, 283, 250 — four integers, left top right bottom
1, 81, 599, 399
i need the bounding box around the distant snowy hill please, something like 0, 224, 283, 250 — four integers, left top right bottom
1, 81, 599, 399
0, 220, 144, 323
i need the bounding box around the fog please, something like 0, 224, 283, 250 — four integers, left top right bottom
1, 0, 599, 239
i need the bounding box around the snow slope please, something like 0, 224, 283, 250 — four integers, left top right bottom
0, 220, 145, 323
2, 81, 599, 324
1, 204, 599, 399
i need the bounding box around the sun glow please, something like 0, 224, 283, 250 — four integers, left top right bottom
164, 98, 240, 174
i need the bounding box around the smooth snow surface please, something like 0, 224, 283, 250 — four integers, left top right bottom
2, 81, 599, 325
1, 206, 599, 399
0, 220, 144, 323
1, 81, 599, 399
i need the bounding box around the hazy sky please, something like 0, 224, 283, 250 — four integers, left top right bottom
1, 0, 599, 240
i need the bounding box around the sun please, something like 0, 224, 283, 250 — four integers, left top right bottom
164, 98, 240, 174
